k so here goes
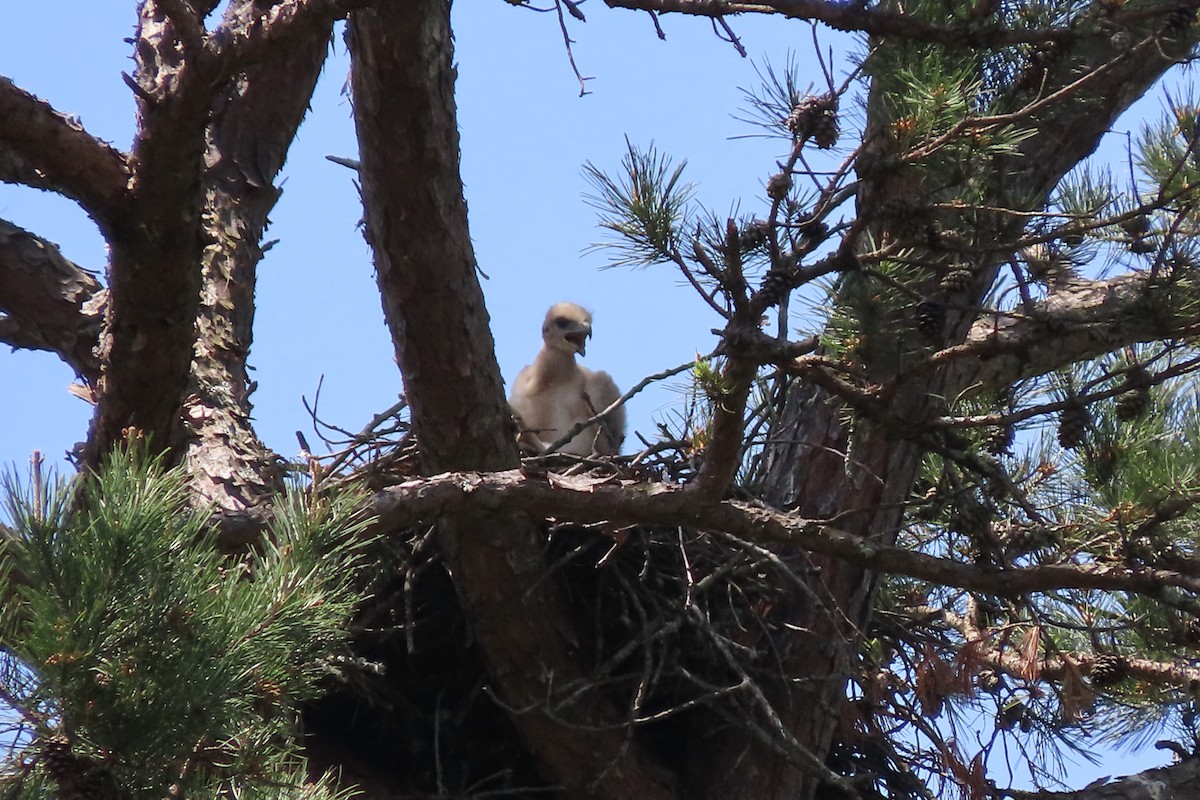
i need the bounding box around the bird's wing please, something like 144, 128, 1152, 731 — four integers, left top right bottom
508, 365, 548, 451
583, 369, 625, 455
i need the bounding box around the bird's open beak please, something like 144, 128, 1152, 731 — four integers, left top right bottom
565, 328, 591, 356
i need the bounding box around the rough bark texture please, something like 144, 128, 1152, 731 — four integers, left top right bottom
1013, 757, 1200, 800
343, 4, 674, 797
76, 0, 351, 468
362, 469, 1200, 600
0, 219, 104, 380
181, 4, 333, 510
0, 77, 130, 234
85, 1, 216, 465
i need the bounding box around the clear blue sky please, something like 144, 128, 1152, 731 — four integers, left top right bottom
0, 3, 813, 472
0, 1, 1176, 789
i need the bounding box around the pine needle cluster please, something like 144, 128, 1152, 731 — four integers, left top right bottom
582, 136, 694, 269
0, 449, 373, 800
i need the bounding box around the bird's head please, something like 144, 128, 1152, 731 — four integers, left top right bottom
542, 302, 593, 357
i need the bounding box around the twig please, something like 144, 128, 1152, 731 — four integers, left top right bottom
647, 10, 666, 39
544, 352, 718, 454
553, 0, 592, 96
687, 604, 863, 799
711, 16, 746, 57
325, 154, 361, 171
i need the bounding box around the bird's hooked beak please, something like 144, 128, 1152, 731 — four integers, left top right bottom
565, 326, 591, 356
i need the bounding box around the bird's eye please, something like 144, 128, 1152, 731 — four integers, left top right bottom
553, 317, 570, 328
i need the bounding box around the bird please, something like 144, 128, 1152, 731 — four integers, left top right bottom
509, 302, 625, 456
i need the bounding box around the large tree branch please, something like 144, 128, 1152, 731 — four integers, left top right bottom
85, 1, 222, 464
0, 78, 131, 235
998, 27, 1196, 208
1006, 757, 1200, 800
0, 218, 104, 380
366, 469, 1200, 600
87, 0, 350, 465
208, 0, 368, 71
346, 3, 674, 797
601, 0, 1081, 46
925, 272, 1200, 392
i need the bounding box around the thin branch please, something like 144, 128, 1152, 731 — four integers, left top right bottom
711, 16, 747, 57
552, 0, 593, 96
545, 353, 717, 454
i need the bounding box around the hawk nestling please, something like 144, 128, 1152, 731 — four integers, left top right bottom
509, 302, 625, 456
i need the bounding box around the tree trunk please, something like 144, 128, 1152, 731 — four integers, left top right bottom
182, 4, 333, 510
340, 4, 674, 796
709, 16, 1198, 800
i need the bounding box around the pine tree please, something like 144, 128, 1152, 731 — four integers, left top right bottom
2, 1, 1200, 800
0, 447, 371, 800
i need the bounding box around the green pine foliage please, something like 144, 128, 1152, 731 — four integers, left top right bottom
1137, 88, 1199, 197
582, 137, 694, 269
577, 4, 1200, 789
0, 449, 373, 800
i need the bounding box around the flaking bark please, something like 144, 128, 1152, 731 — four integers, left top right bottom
182, 4, 334, 510
0, 219, 104, 380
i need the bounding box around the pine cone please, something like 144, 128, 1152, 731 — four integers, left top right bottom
1090, 653, 1130, 687
39, 736, 76, 781
1059, 226, 1086, 247
757, 267, 793, 307
1115, 387, 1150, 421
951, 495, 991, 536
1125, 364, 1152, 388
879, 197, 932, 243
785, 93, 839, 148
38, 737, 117, 800
1022, 242, 1074, 284
1057, 403, 1091, 449
977, 669, 1003, 694
811, 111, 839, 149
1119, 214, 1150, 238
927, 227, 966, 251
998, 701, 1026, 731
986, 423, 1015, 455
1127, 235, 1156, 254
1114, 365, 1152, 422
1091, 443, 1120, 483
915, 300, 944, 339
940, 268, 974, 293
797, 216, 830, 244
766, 172, 792, 201
738, 219, 770, 251
1004, 525, 1058, 555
